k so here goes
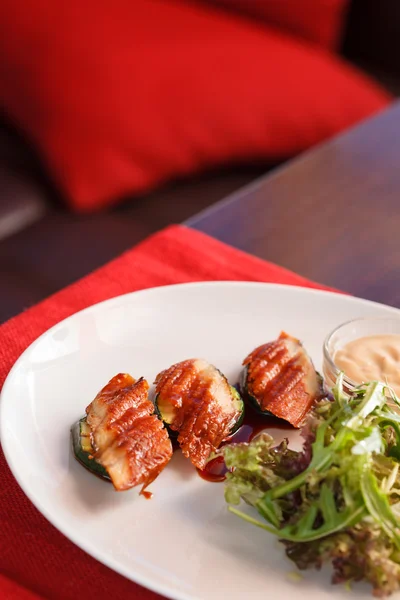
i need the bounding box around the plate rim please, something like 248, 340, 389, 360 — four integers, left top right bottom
1, 280, 400, 600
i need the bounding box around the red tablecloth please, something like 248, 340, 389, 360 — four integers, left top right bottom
0, 225, 334, 600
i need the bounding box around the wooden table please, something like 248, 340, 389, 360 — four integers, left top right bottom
187, 102, 400, 308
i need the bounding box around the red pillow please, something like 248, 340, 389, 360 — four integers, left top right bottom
0, 0, 391, 213
206, 0, 350, 51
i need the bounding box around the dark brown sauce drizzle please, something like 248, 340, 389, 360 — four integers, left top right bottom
197, 404, 293, 483
198, 455, 228, 482
141, 490, 153, 500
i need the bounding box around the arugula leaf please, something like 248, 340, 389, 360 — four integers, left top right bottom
221, 380, 400, 597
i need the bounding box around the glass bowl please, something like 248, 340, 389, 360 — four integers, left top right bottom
323, 316, 400, 393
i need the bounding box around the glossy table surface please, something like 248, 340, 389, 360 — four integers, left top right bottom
187, 102, 400, 308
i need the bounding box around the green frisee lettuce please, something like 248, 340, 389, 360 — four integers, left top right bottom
219, 378, 400, 597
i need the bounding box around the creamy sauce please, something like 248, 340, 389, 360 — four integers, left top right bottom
334, 334, 400, 395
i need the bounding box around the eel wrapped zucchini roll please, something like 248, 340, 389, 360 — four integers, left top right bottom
155, 359, 244, 469
72, 373, 173, 492
241, 332, 323, 427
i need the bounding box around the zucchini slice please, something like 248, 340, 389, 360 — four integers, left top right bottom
75, 374, 173, 492
154, 359, 245, 469
228, 385, 245, 434
241, 332, 323, 427
71, 417, 110, 480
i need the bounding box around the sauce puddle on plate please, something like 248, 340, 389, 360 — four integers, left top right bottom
197, 405, 293, 483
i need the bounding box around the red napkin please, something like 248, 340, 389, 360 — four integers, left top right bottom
0, 225, 335, 600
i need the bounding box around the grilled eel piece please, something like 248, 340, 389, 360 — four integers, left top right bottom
72, 373, 173, 492
241, 332, 323, 427
154, 359, 244, 469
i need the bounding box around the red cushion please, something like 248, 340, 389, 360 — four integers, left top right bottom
0, 0, 391, 213
207, 0, 350, 50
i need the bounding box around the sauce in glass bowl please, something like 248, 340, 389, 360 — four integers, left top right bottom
334, 334, 400, 395
323, 317, 400, 394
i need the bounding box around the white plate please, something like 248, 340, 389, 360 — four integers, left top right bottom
2, 282, 400, 600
